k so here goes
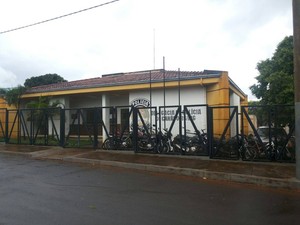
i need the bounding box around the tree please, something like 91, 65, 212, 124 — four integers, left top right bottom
250, 36, 294, 105
3, 85, 27, 108
1, 74, 66, 109
26, 96, 60, 109
0, 88, 7, 95
249, 36, 294, 127
26, 96, 61, 134
24, 74, 67, 88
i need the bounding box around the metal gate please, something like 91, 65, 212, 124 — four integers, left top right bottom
132, 106, 158, 153
168, 104, 209, 156
209, 106, 240, 160
1, 104, 295, 163
241, 105, 295, 162
131, 104, 209, 156
63, 107, 98, 148
0, 108, 7, 142
5, 108, 61, 146
101, 106, 134, 151
40, 106, 135, 150
156, 105, 180, 154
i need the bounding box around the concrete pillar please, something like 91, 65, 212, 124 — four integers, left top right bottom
293, 0, 300, 179
102, 94, 110, 141
49, 96, 69, 138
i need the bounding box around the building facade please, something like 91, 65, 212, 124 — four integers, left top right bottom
19, 69, 247, 140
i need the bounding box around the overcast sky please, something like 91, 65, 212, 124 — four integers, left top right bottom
0, 0, 293, 100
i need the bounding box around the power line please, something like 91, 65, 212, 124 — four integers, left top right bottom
0, 0, 120, 35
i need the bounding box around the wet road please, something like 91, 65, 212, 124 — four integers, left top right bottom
0, 154, 300, 225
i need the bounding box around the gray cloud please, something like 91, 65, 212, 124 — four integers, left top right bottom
220, 0, 292, 44
0, 0, 293, 101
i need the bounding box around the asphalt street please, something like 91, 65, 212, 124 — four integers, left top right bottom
0, 153, 300, 225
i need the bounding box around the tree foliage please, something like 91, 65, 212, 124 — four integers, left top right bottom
3, 86, 27, 108
26, 96, 61, 109
24, 74, 67, 88
25, 96, 61, 125
249, 36, 295, 127
0, 88, 7, 95
2, 74, 67, 109
250, 36, 294, 105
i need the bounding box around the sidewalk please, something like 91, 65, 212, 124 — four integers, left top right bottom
0, 143, 299, 190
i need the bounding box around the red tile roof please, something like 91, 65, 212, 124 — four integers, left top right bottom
26, 69, 222, 94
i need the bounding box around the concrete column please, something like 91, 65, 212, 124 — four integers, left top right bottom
102, 94, 110, 141
49, 96, 69, 138
293, 0, 300, 179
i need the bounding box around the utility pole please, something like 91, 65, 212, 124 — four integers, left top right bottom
293, 0, 300, 179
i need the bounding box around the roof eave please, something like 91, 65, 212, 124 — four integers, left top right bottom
229, 77, 248, 100
24, 74, 221, 96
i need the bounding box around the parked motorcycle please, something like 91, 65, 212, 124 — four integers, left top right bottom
172, 129, 208, 155
246, 134, 278, 161
136, 125, 157, 152
101, 124, 135, 150
102, 131, 133, 150
213, 134, 255, 160
156, 128, 173, 153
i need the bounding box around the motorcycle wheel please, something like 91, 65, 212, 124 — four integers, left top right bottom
193, 143, 208, 155
102, 137, 114, 150
121, 136, 132, 149
278, 146, 295, 161
242, 146, 255, 160
171, 141, 183, 153
158, 142, 170, 153
138, 139, 155, 151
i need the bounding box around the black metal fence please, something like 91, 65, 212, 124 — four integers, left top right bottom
0, 104, 295, 163
0, 108, 6, 142
240, 105, 295, 162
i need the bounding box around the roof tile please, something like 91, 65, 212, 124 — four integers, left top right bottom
26, 69, 221, 93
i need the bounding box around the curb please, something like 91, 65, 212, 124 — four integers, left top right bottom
0, 150, 30, 156
29, 148, 63, 158
1, 148, 299, 190
62, 155, 300, 190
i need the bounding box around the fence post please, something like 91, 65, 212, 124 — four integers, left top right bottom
5, 109, 8, 144
93, 108, 99, 149
132, 107, 138, 153
293, 0, 300, 179
17, 110, 20, 144
60, 108, 65, 147
207, 106, 213, 158
29, 109, 33, 145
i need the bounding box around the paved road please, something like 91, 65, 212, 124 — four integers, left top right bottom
0, 154, 300, 225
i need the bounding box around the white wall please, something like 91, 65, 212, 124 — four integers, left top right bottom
230, 92, 240, 109
129, 86, 207, 135
129, 86, 206, 106
45, 87, 209, 138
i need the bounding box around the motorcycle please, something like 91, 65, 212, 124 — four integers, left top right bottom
244, 134, 278, 161
156, 128, 173, 153
172, 129, 208, 155
102, 125, 156, 152
136, 125, 157, 152
102, 130, 133, 150
213, 134, 255, 160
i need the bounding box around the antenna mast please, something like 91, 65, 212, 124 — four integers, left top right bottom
153, 28, 156, 69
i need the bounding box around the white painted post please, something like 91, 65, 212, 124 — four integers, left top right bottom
102, 94, 110, 142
